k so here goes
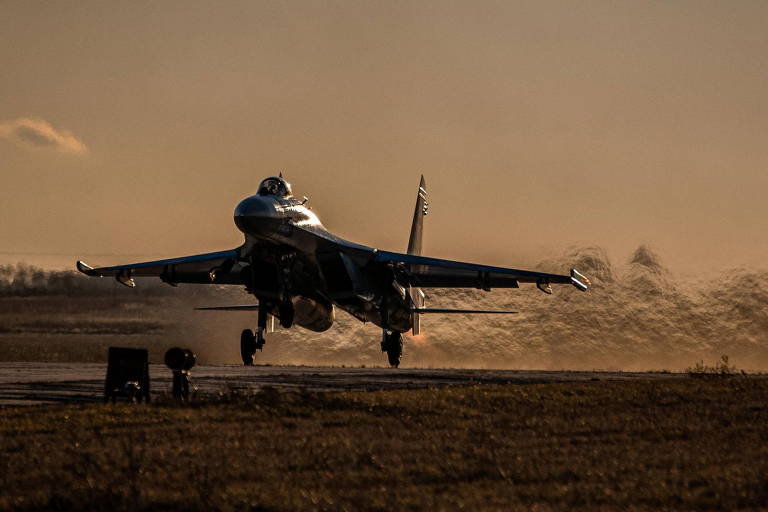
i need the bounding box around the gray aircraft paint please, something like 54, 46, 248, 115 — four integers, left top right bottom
77, 176, 588, 366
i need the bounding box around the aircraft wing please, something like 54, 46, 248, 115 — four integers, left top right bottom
374, 250, 589, 294
76, 248, 242, 287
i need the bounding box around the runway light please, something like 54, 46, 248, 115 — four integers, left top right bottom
164, 347, 196, 371
164, 347, 196, 402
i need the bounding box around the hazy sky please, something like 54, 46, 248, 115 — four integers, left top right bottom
2, 1, 767, 272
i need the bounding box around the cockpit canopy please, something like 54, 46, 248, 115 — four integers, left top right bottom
257, 177, 293, 198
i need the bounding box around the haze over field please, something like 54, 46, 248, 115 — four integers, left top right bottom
6, 244, 763, 372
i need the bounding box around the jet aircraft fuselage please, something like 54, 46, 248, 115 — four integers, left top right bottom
77, 175, 588, 367
233, 190, 411, 333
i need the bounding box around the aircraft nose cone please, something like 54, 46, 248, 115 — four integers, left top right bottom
234, 196, 280, 235
234, 196, 277, 217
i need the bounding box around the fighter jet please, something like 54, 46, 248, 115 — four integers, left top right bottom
77, 175, 589, 367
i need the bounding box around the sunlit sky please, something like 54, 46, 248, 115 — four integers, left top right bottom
2, 1, 767, 272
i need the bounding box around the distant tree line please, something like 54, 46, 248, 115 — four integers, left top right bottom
0, 263, 174, 297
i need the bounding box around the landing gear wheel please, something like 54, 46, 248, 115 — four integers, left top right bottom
383, 332, 403, 368
240, 329, 256, 366
279, 300, 294, 329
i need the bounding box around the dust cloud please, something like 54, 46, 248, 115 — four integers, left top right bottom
3, 249, 764, 371
171, 245, 768, 372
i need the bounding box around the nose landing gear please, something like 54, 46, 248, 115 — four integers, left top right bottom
381, 331, 403, 368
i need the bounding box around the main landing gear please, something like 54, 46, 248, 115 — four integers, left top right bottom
240, 328, 265, 366
279, 299, 294, 329
381, 331, 403, 368
240, 306, 270, 366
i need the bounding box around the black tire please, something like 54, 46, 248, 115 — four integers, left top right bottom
240, 329, 256, 366
279, 300, 294, 329
385, 332, 403, 368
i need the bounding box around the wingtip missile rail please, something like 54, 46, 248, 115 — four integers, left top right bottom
570, 269, 590, 292
76, 260, 100, 277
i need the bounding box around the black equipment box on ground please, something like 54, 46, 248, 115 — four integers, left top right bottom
104, 347, 150, 403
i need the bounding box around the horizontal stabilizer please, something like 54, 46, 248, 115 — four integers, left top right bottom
410, 308, 517, 314
195, 305, 259, 311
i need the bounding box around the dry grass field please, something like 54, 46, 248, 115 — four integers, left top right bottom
2, 378, 767, 511
2, 264, 767, 510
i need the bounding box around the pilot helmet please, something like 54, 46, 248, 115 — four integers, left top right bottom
257, 177, 292, 197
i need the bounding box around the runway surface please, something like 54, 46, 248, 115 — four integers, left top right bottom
0, 362, 685, 405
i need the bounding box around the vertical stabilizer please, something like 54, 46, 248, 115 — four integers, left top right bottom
407, 175, 428, 334
407, 175, 428, 256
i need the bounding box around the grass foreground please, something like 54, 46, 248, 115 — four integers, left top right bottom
1, 378, 767, 511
